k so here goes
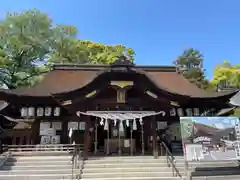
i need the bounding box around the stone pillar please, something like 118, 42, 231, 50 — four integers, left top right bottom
152, 116, 158, 159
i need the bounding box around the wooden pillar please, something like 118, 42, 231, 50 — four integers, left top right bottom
83, 116, 92, 160
61, 119, 68, 144
30, 119, 40, 145
152, 116, 158, 159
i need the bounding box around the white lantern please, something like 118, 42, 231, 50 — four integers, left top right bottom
45, 107, 52, 116
54, 107, 60, 116
28, 107, 35, 117
185, 108, 193, 117
20, 107, 28, 117
193, 108, 200, 116
177, 108, 184, 117
170, 108, 177, 116
36, 107, 44, 116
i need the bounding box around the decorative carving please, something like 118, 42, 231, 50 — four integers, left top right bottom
110, 81, 134, 89
85, 90, 97, 98
170, 101, 179, 107
146, 91, 158, 99
61, 100, 72, 106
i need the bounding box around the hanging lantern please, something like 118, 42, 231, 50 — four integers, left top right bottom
133, 119, 137, 130
104, 119, 109, 130
36, 107, 44, 116
119, 120, 124, 132
28, 107, 35, 117
54, 107, 60, 116
177, 108, 184, 117
193, 108, 200, 116
170, 108, 176, 116
45, 107, 52, 116
20, 107, 28, 117
186, 108, 193, 116
126, 120, 129, 127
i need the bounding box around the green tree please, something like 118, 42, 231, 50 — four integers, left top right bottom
0, 9, 56, 88
0, 9, 136, 89
49, 40, 135, 65
174, 48, 209, 89
211, 61, 240, 89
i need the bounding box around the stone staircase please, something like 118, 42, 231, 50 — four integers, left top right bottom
80, 156, 184, 180
174, 156, 240, 180
0, 153, 80, 180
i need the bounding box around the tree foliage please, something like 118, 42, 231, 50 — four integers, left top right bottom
174, 48, 209, 89
211, 61, 240, 89
0, 9, 135, 89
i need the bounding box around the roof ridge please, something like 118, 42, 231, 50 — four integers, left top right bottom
52, 63, 177, 72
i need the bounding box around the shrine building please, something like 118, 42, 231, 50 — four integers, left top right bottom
0, 57, 238, 157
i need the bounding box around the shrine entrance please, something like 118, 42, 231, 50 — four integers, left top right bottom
77, 111, 162, 156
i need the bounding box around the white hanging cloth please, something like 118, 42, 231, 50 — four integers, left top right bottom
100, 118, 104, 126
104, 119, 109, 130
119, 120, 124, 131
139, 118, 143, 125
133, 119, 137, 130
126, 120, 129, 127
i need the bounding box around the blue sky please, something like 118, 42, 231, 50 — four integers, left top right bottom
0, 0, 240, 79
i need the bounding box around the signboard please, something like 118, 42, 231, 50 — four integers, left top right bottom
40, 128, 55, 136
52, 122, 62, 130
40, 136, 51, 144
68, 122, 78, 130
51, 135, 60, 144
180, 117, 239, 162
124, 140, 130, 147
40, 122, 50, 130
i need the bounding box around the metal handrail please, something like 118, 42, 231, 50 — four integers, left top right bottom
71, 145, 83, 180
0, 150, 11, 168
160, 141, 183, 179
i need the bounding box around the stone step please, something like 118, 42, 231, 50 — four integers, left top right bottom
81, 177, 183, 180
82, 166, 185, 173
1, 164, 73, 170
7, 156, 72, 162
191, 169, 240, 176
87, 156, 171, 160
5, 160, 73, 166
85, 158, 169, 164
0, 169, 74, 175
0, 174, 73, 180
9, 151, 74, 156
192, 175, 240, 180
81, 171, 175, 178
84, 162, 169, 168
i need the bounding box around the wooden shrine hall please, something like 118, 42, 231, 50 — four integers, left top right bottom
0, 57, 238, 157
